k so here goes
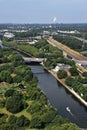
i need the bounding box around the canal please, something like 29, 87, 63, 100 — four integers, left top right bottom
29, 65, 87, 128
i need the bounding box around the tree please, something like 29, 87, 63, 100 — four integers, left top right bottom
53, 34, 84, 51
6, 93, 24, 113
5, 89, 15, 97
52, 115, 69, 125
30, 116, 42, 128
8, 115, 17, 124
82, 72, 87, 77
0, 70, 12, 83
0, 49, 3, 58
13, 75, 23, 83
16, 115, 30, 127
59, 123, 80, 130
69, 66, 79, 76
57, 70, 67, 79
12, 54, 24, 67
39, 94, 47, 105
41, 108, 57, 125
65, 76, 74, 86
27, 102, 41, 114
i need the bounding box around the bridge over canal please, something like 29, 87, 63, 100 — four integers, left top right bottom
23, 57, 46, 63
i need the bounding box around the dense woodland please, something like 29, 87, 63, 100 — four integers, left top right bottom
0, 48, 80, 130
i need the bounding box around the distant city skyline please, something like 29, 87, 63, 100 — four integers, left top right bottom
0, 0, 87, 24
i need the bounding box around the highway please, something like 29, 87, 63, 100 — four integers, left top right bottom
47, 37, 87, 65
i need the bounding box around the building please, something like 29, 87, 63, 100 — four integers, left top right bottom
4, 32, 15, 39
54, 64, 71, 72
57, 30, 80, 34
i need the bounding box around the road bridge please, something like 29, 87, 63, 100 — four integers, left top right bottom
23, 57, 46, 63
47, 37, 87, 65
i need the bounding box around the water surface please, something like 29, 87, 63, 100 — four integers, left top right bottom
30, 65, 87, 128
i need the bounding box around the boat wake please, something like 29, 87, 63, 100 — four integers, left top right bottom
66, 107, 73, 116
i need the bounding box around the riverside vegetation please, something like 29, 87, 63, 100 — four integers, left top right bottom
3, 38, 87, 102
0, 48, 80, 130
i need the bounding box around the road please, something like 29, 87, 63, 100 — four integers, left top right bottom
47, 37, 87, 63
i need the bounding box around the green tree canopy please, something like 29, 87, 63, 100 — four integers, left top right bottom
57, 70, 67, 79
69, 66, 79, 76
6, 93, 24, 113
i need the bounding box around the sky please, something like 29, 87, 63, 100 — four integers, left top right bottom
0, 0, 87, 24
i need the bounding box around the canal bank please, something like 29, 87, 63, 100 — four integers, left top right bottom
48, 69, 87, 107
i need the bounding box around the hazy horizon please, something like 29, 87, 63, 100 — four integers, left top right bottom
0, 22, 87, 25
0, 0, 87, 24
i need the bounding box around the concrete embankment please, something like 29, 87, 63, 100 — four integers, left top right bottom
48, 69, 87, 107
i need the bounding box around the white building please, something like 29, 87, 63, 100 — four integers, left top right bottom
29, 40, 38, 44
54, 66, 60, 72
54, 64, 71, 72
4, 32, 15, 39
57, 30, 80, 34
43, 31, 50, 35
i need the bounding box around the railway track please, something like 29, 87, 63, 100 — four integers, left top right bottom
48, 37, 87, 61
